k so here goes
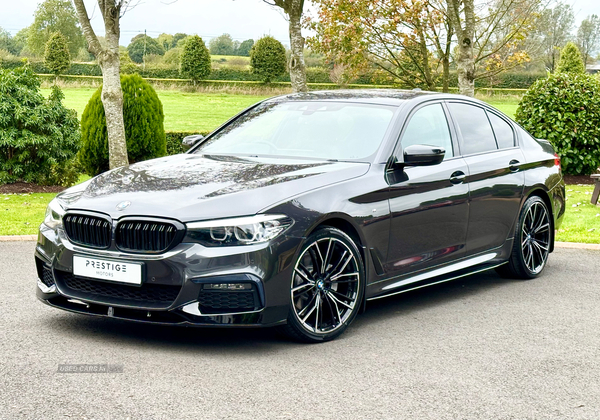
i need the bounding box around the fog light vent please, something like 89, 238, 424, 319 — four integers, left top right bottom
198, 283, 259, 314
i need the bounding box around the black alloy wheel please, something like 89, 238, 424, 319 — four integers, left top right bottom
280, 227, 365, 342
497, 195, 551, 279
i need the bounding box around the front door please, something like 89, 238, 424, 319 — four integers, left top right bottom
385, 103, 470, 277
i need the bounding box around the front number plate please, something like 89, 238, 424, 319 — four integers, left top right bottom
73, 256, 142, 285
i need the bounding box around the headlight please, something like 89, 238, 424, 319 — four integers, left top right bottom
185, 215, 293, 246
43, 199, 65, 230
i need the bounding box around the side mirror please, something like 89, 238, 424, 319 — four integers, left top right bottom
403, 144, 445, 166
182, 134, 204, 151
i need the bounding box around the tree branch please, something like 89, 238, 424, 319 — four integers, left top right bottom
73, 0, 103, 56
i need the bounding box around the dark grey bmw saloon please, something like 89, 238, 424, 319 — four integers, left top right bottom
35, 90, 565, 342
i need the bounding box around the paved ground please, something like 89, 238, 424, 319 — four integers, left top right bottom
2, 242, 600, 420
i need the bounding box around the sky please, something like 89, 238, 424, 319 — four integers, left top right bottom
1, 0, 599, 47
1, 0, 292, 46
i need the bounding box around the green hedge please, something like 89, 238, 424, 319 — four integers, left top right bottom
166, 131, 210, 155
1, 58, 547, 88
516, 72, 600, 175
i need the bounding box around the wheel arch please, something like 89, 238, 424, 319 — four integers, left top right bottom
305, 215, 369, 313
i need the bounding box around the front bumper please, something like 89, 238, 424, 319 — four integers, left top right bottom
35, 224, 301, 327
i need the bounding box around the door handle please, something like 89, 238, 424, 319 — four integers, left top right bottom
509, 159, 521, 172
450, 171, 466, 184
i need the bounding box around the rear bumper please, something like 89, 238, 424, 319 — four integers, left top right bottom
35, 224, 301, 327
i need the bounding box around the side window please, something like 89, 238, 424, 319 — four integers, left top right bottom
401, 104, 453, 159
448, 103, 497, 155
487, 112, 515, 149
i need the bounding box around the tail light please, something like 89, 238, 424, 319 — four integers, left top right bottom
554, 153, 561, 171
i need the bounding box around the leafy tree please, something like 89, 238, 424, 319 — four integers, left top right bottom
556, 42, 586, 74
577, 15, 600, 65
236, 39, 254, 57
516, 73, 600, 175
44, 32, 71, 78
0, 66, 80, 186
127, 35, 165, 63
79, 74, 166, 176
180, 35, 211, 83
119, 51, 139, 74
171, 33, 188, 49
209, 34, 235, 55
0, 27, 20, 56
157, 33, 174, 51
163, 47, 181, 66
250, 36, 287, 83
26, 0, 85, 56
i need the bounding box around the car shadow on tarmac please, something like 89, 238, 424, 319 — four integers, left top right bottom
43, 268, 522, 350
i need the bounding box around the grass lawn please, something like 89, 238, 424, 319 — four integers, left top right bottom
42, 87, 519, 133
41, 88, 270, 132
1, 193, 56, 236
485, 101, 518, 119
3, 185, 598, 243
556, 185, 600, 244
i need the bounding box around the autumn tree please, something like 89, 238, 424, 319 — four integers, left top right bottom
263, 0, 308, 92
73, 0, 132, 170
577, 15, 600, 65
27, 0, 85, 56
307, 0, 453, 91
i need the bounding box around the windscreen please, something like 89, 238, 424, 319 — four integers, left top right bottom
195, 101, 396, 161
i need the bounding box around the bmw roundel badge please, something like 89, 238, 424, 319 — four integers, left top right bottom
116, 201, 131, 211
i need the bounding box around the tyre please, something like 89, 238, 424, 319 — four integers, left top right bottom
496, 195, 551, 279
279, 227, 365, 343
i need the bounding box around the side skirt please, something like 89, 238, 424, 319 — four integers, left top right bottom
366, 243, 512, 302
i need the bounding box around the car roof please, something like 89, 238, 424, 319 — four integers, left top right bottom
264, 89, 483, 107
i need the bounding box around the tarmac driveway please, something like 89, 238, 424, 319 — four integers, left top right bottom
1, 242, 599, 419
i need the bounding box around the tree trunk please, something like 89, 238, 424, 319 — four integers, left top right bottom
449, 0, 475, 97
442, 55, 450, 93
73, 0, 128, 170
99, 51, 128, 170
288, 1, 308, 93
456, 41, 475, 97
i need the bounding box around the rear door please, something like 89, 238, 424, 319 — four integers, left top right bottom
385, 102, 470, 276
446, 102, 525, 256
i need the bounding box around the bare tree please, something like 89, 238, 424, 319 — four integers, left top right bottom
531, 2, 574, 72
577, 14, 600, 65
73, 0, 129, 169
263, 0, 308, 93
449, 0, 540, 96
